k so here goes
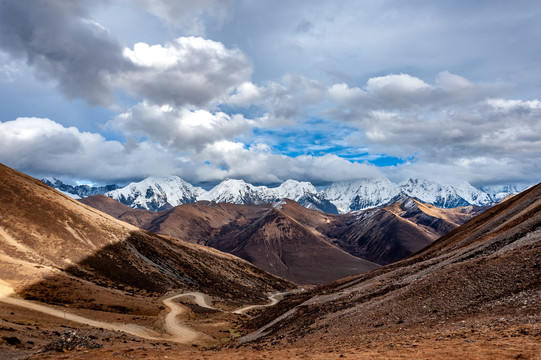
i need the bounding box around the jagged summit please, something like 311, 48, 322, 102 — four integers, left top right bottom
198, 179, 262, 204
399, 178, 491, 208
106, 175, 203, 211
481, 184, 524, 202
41, 177, 119, 199
323, 178, 401, 213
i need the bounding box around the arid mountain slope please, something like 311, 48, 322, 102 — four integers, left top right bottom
81, 195, 272, 242
81, 198, 381, 284
206, 206, 379, 284
0, 163, 294, 307
82, 195, 484, 283
130, 199, 378, 285
77, 193, 136, 218
328, 197, 487, 264
240, 182, 541, 353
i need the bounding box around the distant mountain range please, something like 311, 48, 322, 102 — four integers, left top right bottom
41, 177, 120, 198
43, 176, 525, 213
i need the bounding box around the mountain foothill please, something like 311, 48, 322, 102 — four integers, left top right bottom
1, 161, 539, 359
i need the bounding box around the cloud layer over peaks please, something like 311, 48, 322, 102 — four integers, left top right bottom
0, 1, 540, 187
0, 117, 181, 181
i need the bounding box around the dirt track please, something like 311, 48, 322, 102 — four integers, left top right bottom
233, 291, 288, 314
0, 282, 190, 342
162, 292, 216, 343
0, 282, 284, 344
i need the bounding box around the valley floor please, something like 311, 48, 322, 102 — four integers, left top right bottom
2, 294, 539, 360
17, 325, 541, 360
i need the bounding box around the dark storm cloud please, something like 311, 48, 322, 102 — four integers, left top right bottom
0, 1, 252, 108
0, 0, 130, 106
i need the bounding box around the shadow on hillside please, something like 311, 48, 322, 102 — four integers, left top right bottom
15, 230, 293, 314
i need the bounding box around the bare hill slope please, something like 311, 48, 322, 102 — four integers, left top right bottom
82, 195, 483, 283
241, 182, 541, 354
0, 163, 294, 307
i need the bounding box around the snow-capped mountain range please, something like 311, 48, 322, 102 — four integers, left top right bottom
41, 178, 119, 200
43, 176, 526, 214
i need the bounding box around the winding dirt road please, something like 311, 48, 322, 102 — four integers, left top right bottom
161, 292, 216, 343
0, 281, 285, 344
0, 282, 165, 341
233, 292, 289, 314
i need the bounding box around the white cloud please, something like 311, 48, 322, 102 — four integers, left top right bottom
134, 0, 233, 36
0, 2, 252, 108
486, 98, 541, 112
435, 71, 474, 92
118, 36, 252, 107
366, 73, 431, 94
328, 83, 366, 104
313, 35, 540, 184
112, 102, 255, 151
384, 156, 539, 187
329, 73, 541, 185
194, 140, 383, 183
0, 117, 183, 182
228, 82, 266, 106
328, 71, 502, 115
227, 74, 326, 126
355, 97, 541, 161
0, 116, 384, 185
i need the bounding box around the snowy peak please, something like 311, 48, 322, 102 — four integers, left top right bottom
269, 179, 338, 214
106, 175, 203, 211
42, 175, 524, 214
480, 185, 524, 202
323, 178, 401, 213
40, 178, 119, 199
270, 179, 318, 200
199, 179, 265, 204
198, 178, 339, 212
399, 178, 491, 208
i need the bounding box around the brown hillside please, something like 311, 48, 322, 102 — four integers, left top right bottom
327, 197, 487, 264
79, 194, 135, 218
0, 162, 301, 358
206, 206, 379, 285
0, 163, 292, 304
240, 182, 541, 356
82, 195, 484, 283
81, 198, 379, 284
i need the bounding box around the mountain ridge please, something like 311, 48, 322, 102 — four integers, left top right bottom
80, 195, 485, 283
44, 176, 526, 214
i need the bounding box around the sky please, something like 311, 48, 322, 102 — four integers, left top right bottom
0, 0, 540, 187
